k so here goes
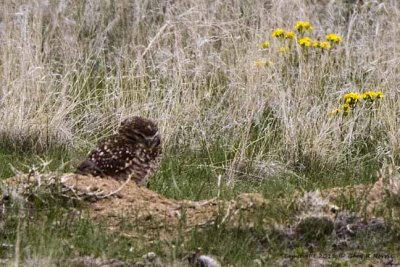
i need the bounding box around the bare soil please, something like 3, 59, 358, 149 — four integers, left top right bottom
2, 166, 400, 266
1, 173, 269, 241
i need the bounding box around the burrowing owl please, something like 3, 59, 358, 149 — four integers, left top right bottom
75, 116, 162, 186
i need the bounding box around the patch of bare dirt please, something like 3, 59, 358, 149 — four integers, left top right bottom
2, 163, 400, 247
321, 164, 400, 218
1, 173, 268, 241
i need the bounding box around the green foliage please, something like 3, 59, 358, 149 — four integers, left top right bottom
0, 146, 72, 179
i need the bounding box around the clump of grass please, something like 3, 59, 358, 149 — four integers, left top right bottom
0, 206, 148, 265
0, 146, 72, 179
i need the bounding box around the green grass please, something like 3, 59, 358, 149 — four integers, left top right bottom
0, 147, 73, 179
0, 141, 394, 266
4, 189, 398, 266
0, 205, 150, 265
151, 140, 380, 202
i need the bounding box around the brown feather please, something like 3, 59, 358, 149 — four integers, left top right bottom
76, 117, 162, 186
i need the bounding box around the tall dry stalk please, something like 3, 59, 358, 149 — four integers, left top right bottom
0, 0, 399, 170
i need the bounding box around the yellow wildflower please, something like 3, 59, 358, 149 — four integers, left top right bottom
255, 60, 272, 67
376, 91, 384, 99
362, 91, 375, 100
319, 41, 331, 50
284, 31, 296, 39
312, 41, 320, 48
311, 41, 331, 49
342, 103, 351, 116
362, 91, 384, 101
260, 41, 270, 49
342, 103, 350, 111
344, 92, 361, 106
272, 28, 285, 38
279, 46, 290, 53
295, 21, 313, 32
298, 37, 313, 47
326, 33, 342, 43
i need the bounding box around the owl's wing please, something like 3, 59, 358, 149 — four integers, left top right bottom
88, 136, 136, 176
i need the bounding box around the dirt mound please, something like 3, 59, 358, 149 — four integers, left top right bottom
321, 164, 400, 218
2, 164, 400, 243
1, 173, 268, 241
2, 166, 400, 266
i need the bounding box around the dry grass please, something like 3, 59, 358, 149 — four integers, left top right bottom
2, 0, 400, 265
1, 0, 399, 166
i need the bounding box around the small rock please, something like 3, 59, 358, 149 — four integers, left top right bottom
309, 258, 330, 267
142, 252, 156, 262
187, 249, 221, 267
334, 211, 386, 239
277, 258, 291, 267
69, 256, 130, 267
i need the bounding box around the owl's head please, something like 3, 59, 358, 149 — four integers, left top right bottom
119, 116, 160, 147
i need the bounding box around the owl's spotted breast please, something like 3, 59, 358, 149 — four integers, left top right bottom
75, 117, 162, 186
